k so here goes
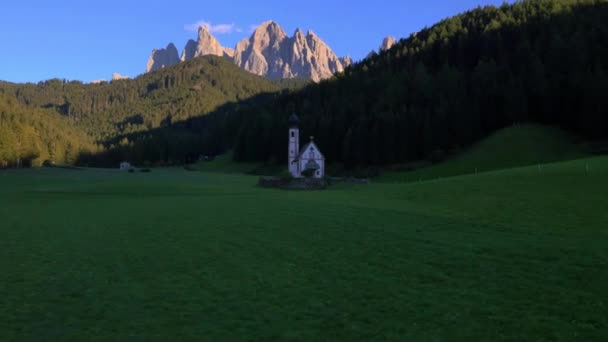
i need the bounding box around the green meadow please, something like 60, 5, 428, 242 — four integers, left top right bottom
1, 152, 607, 340
379, 125, 587, 183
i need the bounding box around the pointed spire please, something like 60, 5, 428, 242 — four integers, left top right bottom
198, 24, 213, 38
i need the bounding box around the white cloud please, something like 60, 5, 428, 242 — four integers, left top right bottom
184, 20, 239, 34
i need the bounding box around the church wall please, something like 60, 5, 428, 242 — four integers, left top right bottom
299, 153, 325, 178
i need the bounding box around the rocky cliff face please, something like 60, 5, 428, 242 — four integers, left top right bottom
366, 36, 398, 59
111, 73, 130, 81
147, 21, 350, 81
233, 21, 288, 79
380, 36, 396, 51
146, 43, 180, 73
340, 56, 353, 68
181, 26, 234, 62
232, 22, 351, 81
284, 29, 348, 82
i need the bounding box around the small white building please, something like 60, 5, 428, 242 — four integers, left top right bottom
288, 113, 325, 178
119, 162, 131, 170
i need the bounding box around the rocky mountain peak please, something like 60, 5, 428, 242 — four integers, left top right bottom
111, 73, 130, 81
146, 43, 180, 73
340, 56, 353, 67
180, 25, 235, 62
181, 39, 198, 61
250, 21, 287, 49
293, 28, 306, 42
256, 20, 285, 34
197, 25, 215, 43
380, 36, 396, 51
366, 36, 398, 59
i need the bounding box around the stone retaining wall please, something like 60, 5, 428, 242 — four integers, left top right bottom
258, 177, 328, 190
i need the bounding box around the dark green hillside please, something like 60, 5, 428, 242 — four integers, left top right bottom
4, 0, 608, 169
75, 0, 608, 168
224, 0, 608, 166
84, 0, 608, 168
0, 94, 97, 167
0, 56, 284, 140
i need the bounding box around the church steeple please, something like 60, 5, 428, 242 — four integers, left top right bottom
288, 113, 300, 177
288, 113, 300, 128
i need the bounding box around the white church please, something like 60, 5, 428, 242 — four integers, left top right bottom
288, 113, 325, 178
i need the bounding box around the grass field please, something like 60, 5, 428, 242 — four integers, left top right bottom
379, 124, 587, 183
190, 154, 260, 174
1, 156, 607, 340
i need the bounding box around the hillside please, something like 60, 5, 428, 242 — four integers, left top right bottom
0, 56, 289, 141
2, 0, 607, 169
378, 124, 587, 182
85, 0, 608, 168
220, 0, 608, 166
0, 94, 97, 167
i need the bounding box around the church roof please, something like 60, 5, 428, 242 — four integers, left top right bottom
299, 140, 325, 160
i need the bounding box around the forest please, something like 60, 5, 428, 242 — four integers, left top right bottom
1, 0, 607, 169
226, 0, 608, 167
0, 94, 97, 167
0, 57, 301, 167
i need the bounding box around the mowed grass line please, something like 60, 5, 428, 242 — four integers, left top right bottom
0, 160, 607, 340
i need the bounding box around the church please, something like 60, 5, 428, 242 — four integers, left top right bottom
288, 113, 325, 178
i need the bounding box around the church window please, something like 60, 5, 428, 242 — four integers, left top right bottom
291, 132, 295, 138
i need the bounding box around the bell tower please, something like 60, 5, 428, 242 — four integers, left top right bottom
288, 113, 300, 177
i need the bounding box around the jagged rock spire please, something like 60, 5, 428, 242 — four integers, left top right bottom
146, 21, 351, 81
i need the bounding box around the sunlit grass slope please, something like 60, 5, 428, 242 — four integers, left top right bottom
379, 124, 587, 183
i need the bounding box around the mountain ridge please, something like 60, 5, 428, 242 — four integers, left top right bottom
146, 21, 351, 82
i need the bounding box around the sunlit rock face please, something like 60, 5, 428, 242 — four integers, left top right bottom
380, 36, 396, 52
148, 21, 351, 81
146, 43, 180, 73
181, 26, 235, 62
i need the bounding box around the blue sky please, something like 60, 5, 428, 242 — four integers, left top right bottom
0, 0, 512, 83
